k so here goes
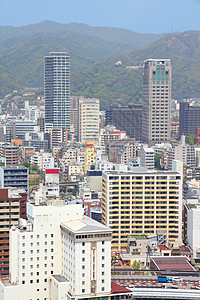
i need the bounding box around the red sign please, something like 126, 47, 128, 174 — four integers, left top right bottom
45, 169, 59, 174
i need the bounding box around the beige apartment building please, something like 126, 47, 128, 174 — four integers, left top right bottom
102, 170, 182, 251
78, 98, 99, 143
142, 59, 171, 146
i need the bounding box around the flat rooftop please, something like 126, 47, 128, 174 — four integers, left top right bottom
103, 169, 180, 175
61, 215, 112, 234
52, 275, 69, 283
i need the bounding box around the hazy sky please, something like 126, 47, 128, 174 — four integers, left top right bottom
0, 0, 200, 34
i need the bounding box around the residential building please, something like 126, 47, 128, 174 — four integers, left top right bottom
140, 147, 155, 170
105, 104, 142, 140
70, 96, 79, 141
78, 98, 99, 143
30, 152, 54, 171
44, 52, 70, 130
142, 59, 171, 146
108, 138, 136, 162
0, 187, 27, 275
187, 206, 200, 262
102, 170, 182, 251
168, 136, 195, 169
179, 102, 200, 137
84, 141, 96, 174
0, 201, 112, 300
2, 144, 19, 166
0, 166, 28, 192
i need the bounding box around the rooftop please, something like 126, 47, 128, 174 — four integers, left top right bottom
151, 256, 196, 272
52, 275, 69, 283
103, 169, 180, 176
129, 234, 147, 240
61, 215, 112, 234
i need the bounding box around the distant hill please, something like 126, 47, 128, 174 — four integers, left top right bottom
0, 20, 163, 47
1, 23, 200, 109
72, 30, 200, 108
0, 21, 163, 98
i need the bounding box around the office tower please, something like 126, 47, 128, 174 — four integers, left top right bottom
2, 144, 19, 166
179, 102, 200, 137
102, 170, 182, 251
142, 59, 171, 146
0, 201, 112, 300
44, 52, 70, 130
78, 98, 100, 143
105, 104, 142, 140
0, 166, 29, 192
0, 188, 27, 275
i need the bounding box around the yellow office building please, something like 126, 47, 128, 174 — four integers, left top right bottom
102, 170, 182, 251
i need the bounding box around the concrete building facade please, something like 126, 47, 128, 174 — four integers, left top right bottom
102, 170, 182, 251
142, 59, 171, 146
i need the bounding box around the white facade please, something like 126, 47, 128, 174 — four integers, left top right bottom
140, 147, 154, 170
188, 207, 200, 260
0, 202, 112, 300
30, 152, 54, 171
61, 216, 112, 297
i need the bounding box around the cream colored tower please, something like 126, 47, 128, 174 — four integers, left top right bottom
78, 98, 99, 144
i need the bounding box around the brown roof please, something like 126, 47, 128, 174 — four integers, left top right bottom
111, 282, 132, 294
151, 256, 195, 272
158, 245, 170, 251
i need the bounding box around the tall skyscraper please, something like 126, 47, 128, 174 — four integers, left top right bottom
44, 52, 70, 130
142, 59, 171, 146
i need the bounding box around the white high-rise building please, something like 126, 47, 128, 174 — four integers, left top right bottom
142, 59, 171, 146
44, 52, 70, 130
0, 201, 112, 300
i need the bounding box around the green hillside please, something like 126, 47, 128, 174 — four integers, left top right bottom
1, 25, 200, 109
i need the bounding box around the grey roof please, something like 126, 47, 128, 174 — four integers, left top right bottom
52, 275, 69, 283
61, 215, 112, 234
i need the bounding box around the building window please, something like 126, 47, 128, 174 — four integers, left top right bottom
82, 266, 85, 270
82, 289, 85, 293
22, 281, 25, 284
30, 280, 33, 284
82, 258, 85, 262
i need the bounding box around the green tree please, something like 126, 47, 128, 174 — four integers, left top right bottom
154, 154, 162, 170
132, 260, 140, 270
185, 134, 195, 145
23, 162, 30, 168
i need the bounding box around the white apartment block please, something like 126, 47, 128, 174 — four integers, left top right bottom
188, 207, 200, 261
140, 147, 155, 170
102, 170, 182, 251
30, 152, 54, 171
0, 202, 112, 300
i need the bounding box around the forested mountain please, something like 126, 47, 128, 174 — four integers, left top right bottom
1, 22, 200, 109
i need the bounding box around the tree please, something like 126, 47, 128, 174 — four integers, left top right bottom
132, 260, 140, 270
185, 134, 195, 145
154, 154, 162, 170
23, 162, 30, 168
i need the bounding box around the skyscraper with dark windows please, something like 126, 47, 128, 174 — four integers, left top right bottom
142, 59, 171, 146
44, 52, 70, 131
179, 101, 200, 137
